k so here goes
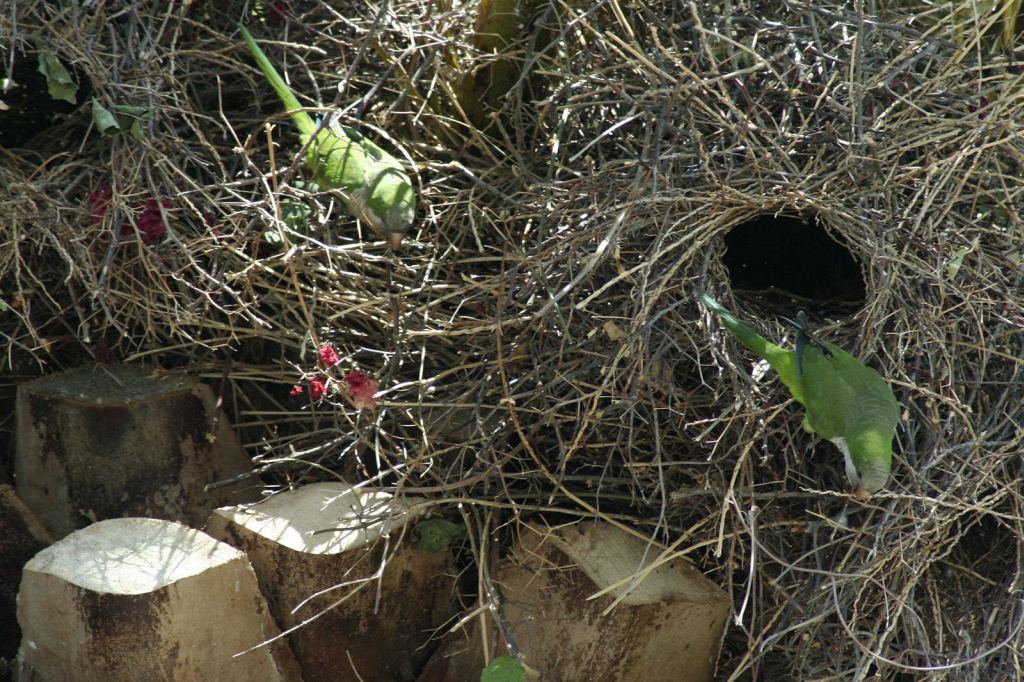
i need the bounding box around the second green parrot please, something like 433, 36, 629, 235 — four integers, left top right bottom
697, 292, 900, 500
239, 24, 416, 249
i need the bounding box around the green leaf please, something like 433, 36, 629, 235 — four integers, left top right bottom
92, 100, 152, 139
481, 656, 527, 682
113, 104, 150, 140
92, 99, 122, 135
280, 198, 313, 231
291, 179, 319, 193
129, 118, 145, 141
111, 104, 149, 117
416, 518, 467, 553
37, 51, 77, 104
945, 236, 979, 281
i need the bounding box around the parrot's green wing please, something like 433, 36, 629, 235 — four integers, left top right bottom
696, 292, 805, 404
238, 24, 416, 247
801, 341, 900, 496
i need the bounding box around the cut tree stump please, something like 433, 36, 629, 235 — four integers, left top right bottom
0, 485, 52, 665
418, 520, 730, 682
15, 364, 259, 538
16, 517, 301, 681
207, 482, 457, 682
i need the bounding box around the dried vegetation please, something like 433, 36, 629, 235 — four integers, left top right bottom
1, 0, 1022, 678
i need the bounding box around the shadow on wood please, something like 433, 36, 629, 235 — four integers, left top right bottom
418, 520, 730, 682
16, 517, 300, 681
208, 482, 458, 682
15, 365, 260, 538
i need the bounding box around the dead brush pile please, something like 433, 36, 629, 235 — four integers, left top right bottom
1, 0, 1022, 678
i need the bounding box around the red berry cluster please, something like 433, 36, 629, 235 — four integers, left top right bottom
289, 343, 379, 411
87, 185, 169, 245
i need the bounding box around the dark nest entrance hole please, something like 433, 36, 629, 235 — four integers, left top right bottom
721, 214, 866, 309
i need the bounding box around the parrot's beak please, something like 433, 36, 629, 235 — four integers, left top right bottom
853, 487, 871, 501
386, 233, 404, 250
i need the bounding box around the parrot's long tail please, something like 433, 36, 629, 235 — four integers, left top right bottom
696, 291, 777, 359
239, 24, 316, 138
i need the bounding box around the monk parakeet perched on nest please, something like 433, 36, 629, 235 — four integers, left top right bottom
697, 292, 900, 500
239, 24, 416, 249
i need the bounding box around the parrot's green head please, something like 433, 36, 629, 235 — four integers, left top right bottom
839, 430, 893, 500
365, 168, 416, 234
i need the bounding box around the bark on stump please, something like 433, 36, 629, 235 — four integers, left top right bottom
207, 482, 457, 682
15, 364, 259, 538
16, 517, 300, 681
0, 485, 52, 665
418, 520, 731, 682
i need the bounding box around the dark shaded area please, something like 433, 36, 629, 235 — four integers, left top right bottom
722, 215, 866, 305
0, 50, 89, 149
0, 492, 51, 674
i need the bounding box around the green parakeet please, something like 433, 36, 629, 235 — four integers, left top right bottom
697, 292, 900, 500
239, 24, 416, 249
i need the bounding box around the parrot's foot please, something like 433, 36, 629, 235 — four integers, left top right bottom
853, 487, 871, 502
386, 233, 404, 250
